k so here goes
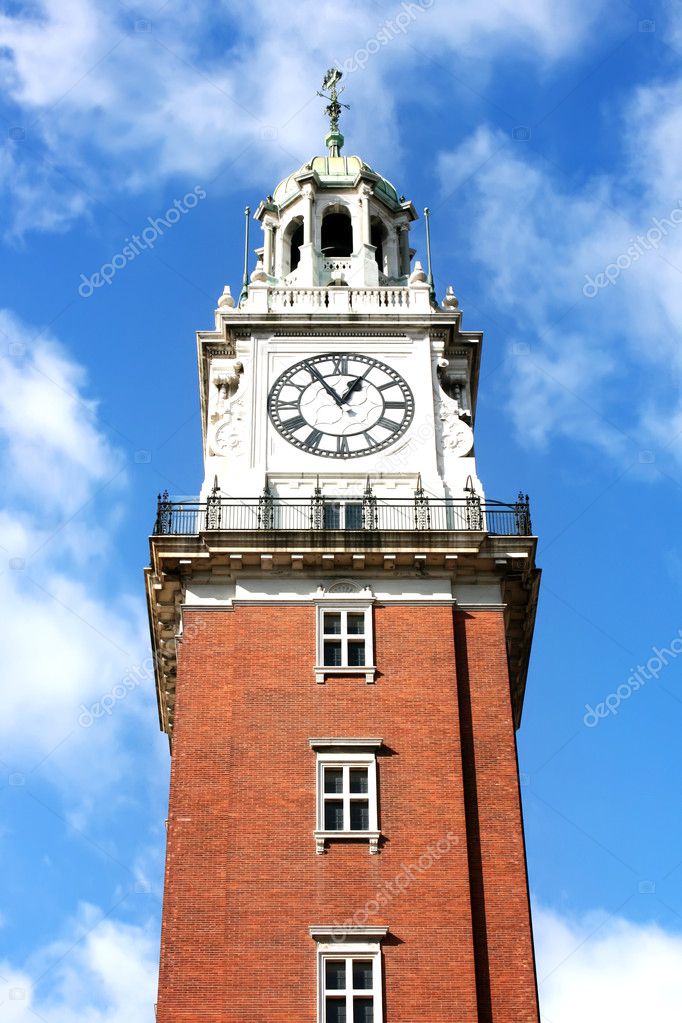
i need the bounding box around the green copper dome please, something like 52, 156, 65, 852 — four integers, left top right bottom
272, 154, 401, 209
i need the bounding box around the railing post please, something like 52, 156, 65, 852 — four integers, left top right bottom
311, 482, 324, 530
206, 476, 221, 529
258, 483, 274, 529
514, 491, 531, 535
414, 477, 430, 529
465, 491, 483, 530
362, 477, 378, 530
155, 490, 172, 535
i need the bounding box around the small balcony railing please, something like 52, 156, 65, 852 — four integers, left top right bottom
153, 488, 532, 537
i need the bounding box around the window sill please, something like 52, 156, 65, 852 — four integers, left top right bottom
314, 665, 376, 685
314, 830, 381, 855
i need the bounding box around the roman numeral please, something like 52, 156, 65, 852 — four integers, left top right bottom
278, 400, 300, 411
283, 380, 307, 394
363, 431, 377, 447
331, 355, 349, 375
337, 436, 350, 456
383, 401, 405, 410
305, 429, 324, 449
377, 417, 401, 433
378, 381, 398, 392
283, 415, 307, 432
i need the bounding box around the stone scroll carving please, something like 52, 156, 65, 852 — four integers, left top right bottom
208, 359, 246, 458
434, 357, 473, 458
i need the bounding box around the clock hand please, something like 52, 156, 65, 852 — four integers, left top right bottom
340, 367, 372, 403
305, 362, 343, 406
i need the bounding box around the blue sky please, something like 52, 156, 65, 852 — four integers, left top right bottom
1, 0, 682, 1019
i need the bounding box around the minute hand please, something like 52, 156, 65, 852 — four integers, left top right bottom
340, 367, 371, 403
305, 363, 343, 406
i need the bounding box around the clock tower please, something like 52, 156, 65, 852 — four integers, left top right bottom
146, 72, 541, 1023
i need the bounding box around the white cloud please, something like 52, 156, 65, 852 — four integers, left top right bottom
0, 311, 124, 513
0, 906, 158, 1023
2, 901, 681, 1023
534, 904, 682, 1022
0, 310, 152, 798
0, 0, 611, 236
436, 78, 682, 461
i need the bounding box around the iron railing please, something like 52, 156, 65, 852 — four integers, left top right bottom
153, 489, 532, 537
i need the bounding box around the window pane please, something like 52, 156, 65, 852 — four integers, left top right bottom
353, 997, 373, 1023
352, 960, 373, 990
349, 768, 368, 793
325, 960, 346, 991
326, 998, 347, 1023
347, 613, 365, 635
347, 640, 365, 666
350, 800, 369, 831
324, 641, 343, 666
324, 613, 342, 635
345, 503, 363, 530
325, 800, 345, 830
324, 768, 344, 793
324, 503, 341, 529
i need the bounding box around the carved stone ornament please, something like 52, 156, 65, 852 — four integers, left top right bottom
211, 398, 245, 455
212, 360, 243, 408
324, 580, 373, 596
437, 398, 474, 457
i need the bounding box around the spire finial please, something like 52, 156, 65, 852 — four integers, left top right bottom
318, 68, 349, 156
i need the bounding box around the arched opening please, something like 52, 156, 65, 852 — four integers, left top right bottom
371, 218, 388, 274
289, 220, 304, 272
321, 207, 353, 257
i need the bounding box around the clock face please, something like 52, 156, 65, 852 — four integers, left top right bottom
268, 352, 415, 458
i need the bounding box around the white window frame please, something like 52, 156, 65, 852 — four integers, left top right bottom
309, 926, 387, 1023
309, 738, 381, 855
315, 601, 375, 684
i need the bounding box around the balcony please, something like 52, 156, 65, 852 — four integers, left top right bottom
153, 489, 532, 537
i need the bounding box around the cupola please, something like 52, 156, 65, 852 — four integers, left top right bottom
253, 71, 418, 289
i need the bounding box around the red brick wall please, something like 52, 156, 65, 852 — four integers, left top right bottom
454, 610, 540, 1023
155, 602, 538, 1023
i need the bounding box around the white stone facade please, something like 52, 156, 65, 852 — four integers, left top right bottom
198, 150, 485, 505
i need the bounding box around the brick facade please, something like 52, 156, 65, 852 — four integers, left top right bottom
155, 602, 539, 1023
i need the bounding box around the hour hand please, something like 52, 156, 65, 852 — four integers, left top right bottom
340, 368, 371, 403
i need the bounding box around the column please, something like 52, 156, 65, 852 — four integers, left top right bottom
303, 187, 314, 245
263, 218, 275, 276
360, 185, 372, 246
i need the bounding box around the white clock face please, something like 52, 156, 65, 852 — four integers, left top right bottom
268, 353, 415, 458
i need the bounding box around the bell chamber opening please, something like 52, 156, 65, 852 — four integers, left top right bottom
321, 207, 353, 258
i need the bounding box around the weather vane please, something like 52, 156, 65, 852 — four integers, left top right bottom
318, 68, 349, 154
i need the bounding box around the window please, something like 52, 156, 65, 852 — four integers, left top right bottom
315, 604, 374, 684
322, 610, 366, 667
324, 957, 374, 1022
309, 739, 381, 854
323, 501, 363, 530
310, 927, 387, 1023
